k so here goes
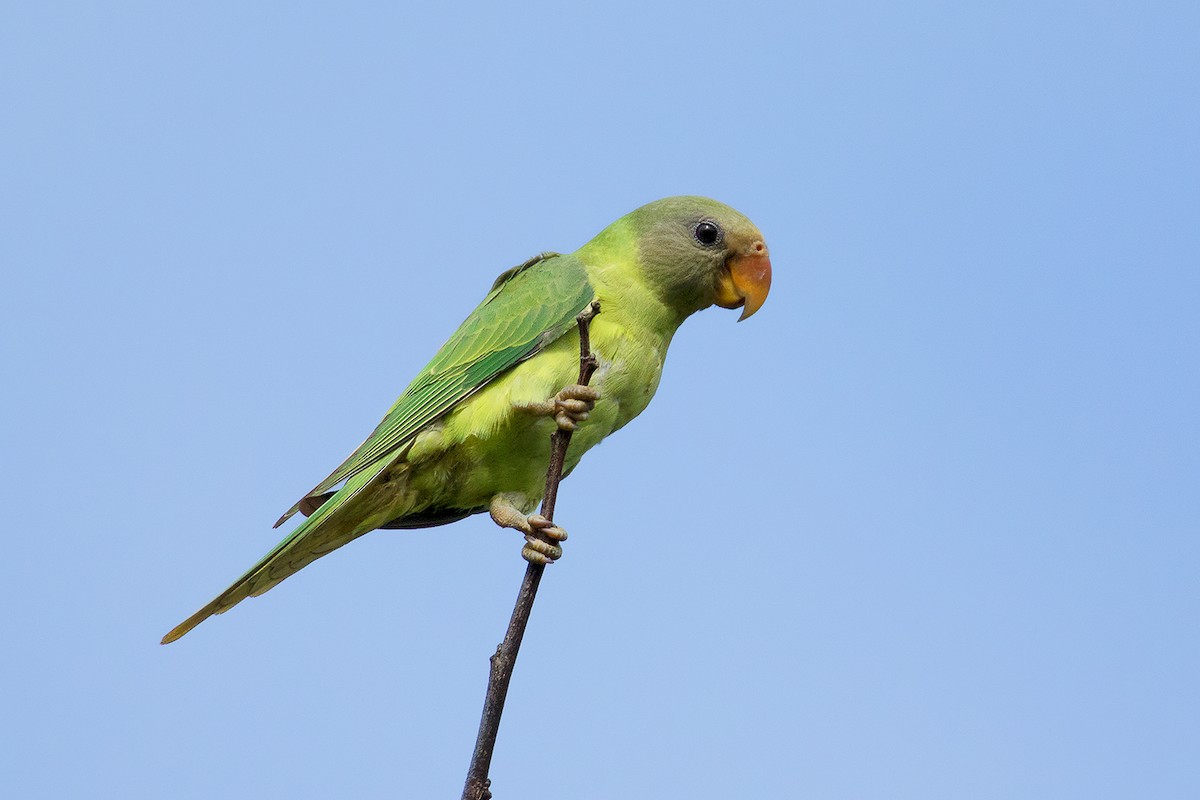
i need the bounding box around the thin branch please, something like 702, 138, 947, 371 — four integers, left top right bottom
461, 301, 602, 800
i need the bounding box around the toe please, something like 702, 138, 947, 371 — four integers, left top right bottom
528, 515, 567, 540
522, 547, 552, 565
523, 551, 548, 565
540, 525, 567, 541
557, 398, 591, 414
523, 537, 562, 562
559, 385, 601, 402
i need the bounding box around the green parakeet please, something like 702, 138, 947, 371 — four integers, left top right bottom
162, 196, 771, 644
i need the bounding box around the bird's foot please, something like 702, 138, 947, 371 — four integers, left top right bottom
516, 384, 601, 432
489, 493, 568, 565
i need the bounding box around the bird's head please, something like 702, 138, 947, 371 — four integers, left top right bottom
615, 196, 772, 322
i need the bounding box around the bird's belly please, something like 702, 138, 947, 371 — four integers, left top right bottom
402, 320, 666, 514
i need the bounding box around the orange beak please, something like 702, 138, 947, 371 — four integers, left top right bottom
714, 241, 772, 321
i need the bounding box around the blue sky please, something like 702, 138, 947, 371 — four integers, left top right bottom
3, 2, 1197, 798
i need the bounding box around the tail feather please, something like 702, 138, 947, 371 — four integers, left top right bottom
160, 518, 371, 644
161, 458, 396, 644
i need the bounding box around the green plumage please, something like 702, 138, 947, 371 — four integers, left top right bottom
275, 252, 595, 527
163, 196, 769, 643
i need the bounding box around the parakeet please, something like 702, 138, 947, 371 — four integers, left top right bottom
162, 196, 771, 644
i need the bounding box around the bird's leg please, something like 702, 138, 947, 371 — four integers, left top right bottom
489, 492, 568, 565
515, 384, 601, 432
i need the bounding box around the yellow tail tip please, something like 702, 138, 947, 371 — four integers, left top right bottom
161, 618, 199, 645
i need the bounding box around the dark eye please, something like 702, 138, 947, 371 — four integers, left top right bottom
694, 221, 723, 247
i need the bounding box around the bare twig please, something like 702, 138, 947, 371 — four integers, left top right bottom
461, 301, 601, 800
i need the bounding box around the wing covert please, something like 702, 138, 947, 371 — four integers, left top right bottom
274, 252, 594, 527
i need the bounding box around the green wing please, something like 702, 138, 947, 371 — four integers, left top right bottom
274, 252, 595, 527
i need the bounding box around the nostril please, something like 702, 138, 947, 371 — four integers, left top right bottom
753, 241, 766, 254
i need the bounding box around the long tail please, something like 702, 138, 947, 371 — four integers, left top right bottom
161, 459, 393, 644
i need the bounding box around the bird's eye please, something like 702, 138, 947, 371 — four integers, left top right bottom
694, 221, 723, 247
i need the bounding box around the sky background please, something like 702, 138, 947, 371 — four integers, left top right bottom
3, 2, 1197, 798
